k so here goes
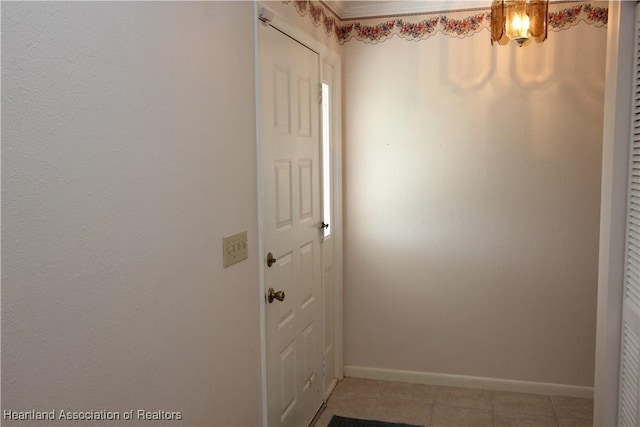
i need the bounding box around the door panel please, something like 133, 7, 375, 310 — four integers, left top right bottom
300, 160, 313, 221
298, 79, 312, 136
275, 161, 293, 229
260, 22, 323, 427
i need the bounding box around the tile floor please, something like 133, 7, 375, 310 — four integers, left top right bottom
313, 378, 594, 427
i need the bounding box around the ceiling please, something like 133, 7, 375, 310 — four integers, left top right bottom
323, 0, 493, 19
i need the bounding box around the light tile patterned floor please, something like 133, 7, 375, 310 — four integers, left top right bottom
313, 378, 594, 427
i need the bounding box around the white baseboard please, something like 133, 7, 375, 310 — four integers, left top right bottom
343, 366, 594, 399
325, 377, 339, 399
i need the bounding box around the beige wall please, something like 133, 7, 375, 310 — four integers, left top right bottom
1, 2, 262, 425
343, 23, 606, 387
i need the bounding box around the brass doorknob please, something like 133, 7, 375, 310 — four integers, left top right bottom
268, 288, 285, 303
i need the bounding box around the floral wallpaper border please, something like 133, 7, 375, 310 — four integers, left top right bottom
283, 1, 608, 44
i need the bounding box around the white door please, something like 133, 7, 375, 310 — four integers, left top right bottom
259, 23, 324, 427
618, 4, 640, 426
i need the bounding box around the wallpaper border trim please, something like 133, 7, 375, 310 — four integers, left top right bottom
283, 1, 608, 44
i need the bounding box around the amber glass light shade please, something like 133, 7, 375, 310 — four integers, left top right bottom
491, 0, 547, 47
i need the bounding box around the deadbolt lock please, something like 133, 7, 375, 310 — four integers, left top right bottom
266, 252, 277, 268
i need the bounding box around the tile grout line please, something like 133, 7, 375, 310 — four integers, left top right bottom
549, 394, 560, 426
428, 387, 438, 427
491, 389, 497, 427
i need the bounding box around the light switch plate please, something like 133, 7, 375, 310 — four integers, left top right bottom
223, 231, 248, 268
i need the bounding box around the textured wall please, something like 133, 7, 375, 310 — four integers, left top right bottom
343, 23, 606, 387
2, 2, 262, 425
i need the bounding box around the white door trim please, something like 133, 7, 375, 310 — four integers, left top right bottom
254, 4, 343, 425
327, 54, 344, 384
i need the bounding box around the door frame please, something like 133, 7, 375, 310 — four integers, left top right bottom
253, 3, 344, 425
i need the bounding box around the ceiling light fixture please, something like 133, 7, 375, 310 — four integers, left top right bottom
491, 0, 548, 47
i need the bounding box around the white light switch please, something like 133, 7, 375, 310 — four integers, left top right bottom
223, 231, 248, 268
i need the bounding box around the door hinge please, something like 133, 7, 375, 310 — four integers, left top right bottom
322, 358, 327, 377
258, 8, 274, 23
318, 84, 323, 104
